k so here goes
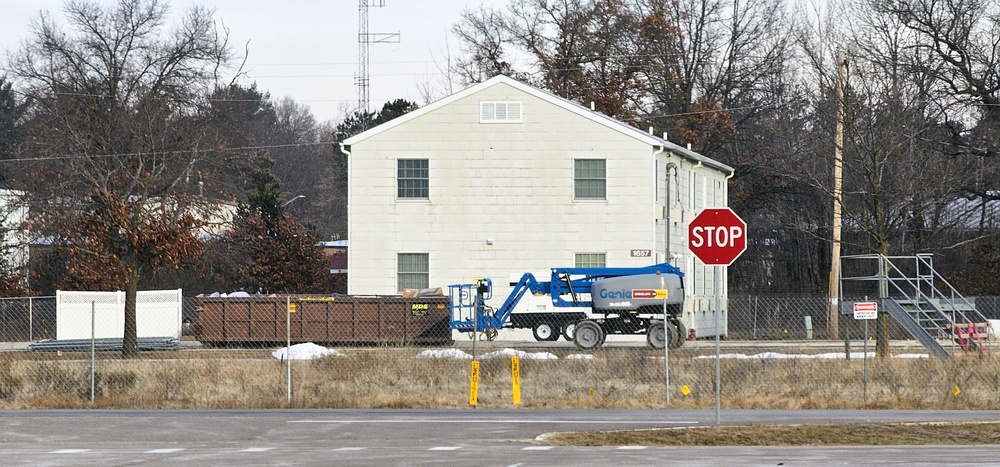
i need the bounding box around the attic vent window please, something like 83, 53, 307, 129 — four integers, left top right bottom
480, 101, 522, 123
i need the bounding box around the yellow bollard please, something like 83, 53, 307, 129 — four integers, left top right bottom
511, 356, 521, 405
469, 360, 480, 407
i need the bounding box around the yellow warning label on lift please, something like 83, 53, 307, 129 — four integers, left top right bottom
631, 289, 668, 300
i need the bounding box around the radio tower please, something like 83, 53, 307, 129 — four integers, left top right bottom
357, 1, 399, 124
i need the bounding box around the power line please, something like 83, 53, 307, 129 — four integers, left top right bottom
0, 141, 334, 164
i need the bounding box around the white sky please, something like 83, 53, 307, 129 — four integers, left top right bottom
0, 0, 501, 124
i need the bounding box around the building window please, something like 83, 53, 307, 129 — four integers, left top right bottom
574, 159, 606, 199
575, 253, 606, 268
397, 159, 429, 199
480, 101, 522, 123
397, 253, 429, 291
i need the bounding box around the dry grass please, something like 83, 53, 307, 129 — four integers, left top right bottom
542, 422, 1000, 446
0, 346, 998, 409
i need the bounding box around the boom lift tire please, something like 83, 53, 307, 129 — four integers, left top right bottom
647, 322, 666, 349
532, 321, 558, 341
561, 321, 577, 341
670, 321, 687, 349
573, 320, 604, 350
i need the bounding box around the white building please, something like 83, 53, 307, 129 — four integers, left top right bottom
342, 75, 735, 337
0, 189, 28, 279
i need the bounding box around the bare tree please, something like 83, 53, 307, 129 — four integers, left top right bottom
7, 0, 240, 357
452, 4, 518, 84
873, 0, 1000, 219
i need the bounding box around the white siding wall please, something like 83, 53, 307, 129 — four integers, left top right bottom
348, 83, 659, 305
348, 80, 731, 337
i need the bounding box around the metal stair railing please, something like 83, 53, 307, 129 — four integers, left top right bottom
841, 254, 988, 358
880, 300, 949, 358
882, 255, 987, 335
912, 254, 987, 325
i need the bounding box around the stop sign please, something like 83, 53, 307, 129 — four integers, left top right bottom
688, 208, 747, 266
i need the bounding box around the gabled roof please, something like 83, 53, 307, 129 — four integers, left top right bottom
343, 75, 734, 174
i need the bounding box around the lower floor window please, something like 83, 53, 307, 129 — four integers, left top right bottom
397, 253, 429, 291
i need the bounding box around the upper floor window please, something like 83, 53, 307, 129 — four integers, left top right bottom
398, 159, 429, 199
574, 159, 606, 200
480, 101, 523, 123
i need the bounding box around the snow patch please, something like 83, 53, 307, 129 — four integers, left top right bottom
695, 352, 928, 360
417, 348, 473, 359
271, 342, 343, 360
480, 348, 558, 360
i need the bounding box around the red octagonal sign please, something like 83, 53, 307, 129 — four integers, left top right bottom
688, 208, 747, 266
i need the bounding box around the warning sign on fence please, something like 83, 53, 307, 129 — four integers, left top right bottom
853, 302, 878, 320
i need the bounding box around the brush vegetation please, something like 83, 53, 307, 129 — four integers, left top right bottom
0, 347, 997, 410
542, 422, 1000, 446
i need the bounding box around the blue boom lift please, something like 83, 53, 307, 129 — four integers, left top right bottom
448, 263, 685, 350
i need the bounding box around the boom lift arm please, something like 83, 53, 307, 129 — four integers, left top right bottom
448, 263, 684, 338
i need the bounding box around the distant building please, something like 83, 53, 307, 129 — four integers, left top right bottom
319, 240, 348, 274
342, 75, 735, 336
0, 189, 28, 279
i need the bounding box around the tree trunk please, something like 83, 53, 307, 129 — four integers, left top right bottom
876, 242, 891, 358
122, 266, 140, 359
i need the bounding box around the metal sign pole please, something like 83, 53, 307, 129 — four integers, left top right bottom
472, 286, 478, 360
863, 318, 869, 403
91, 300, 95, 403
286, 297, 291, 404
714, 266, 721, 432
662, 275, 669, 405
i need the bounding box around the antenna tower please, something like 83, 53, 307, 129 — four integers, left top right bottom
357, 1, 399, 119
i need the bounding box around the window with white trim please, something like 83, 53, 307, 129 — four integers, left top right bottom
480, 101, 523, 123
575, 253, 607, 268
397, 253, 429, 291
574, 159, 606, 199
397, 159, 429, 199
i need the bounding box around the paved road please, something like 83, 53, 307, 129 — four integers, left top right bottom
2, 409, 998, 466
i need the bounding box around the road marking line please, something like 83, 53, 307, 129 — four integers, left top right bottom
290, 419, 698, 425
241, 448, 273, 452
429, 446, 462, 451
522, 446, 554, 450
332, 447, 366, 451
50, 449, 90, 454
616, 446, 648, 450
146, 448, 184, 454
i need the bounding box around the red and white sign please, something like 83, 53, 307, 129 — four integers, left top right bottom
854, 302, 878, 320
688, 208, 747, 266
632, 289, 667, 300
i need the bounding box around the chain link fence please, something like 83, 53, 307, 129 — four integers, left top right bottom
1, 293, 999, 409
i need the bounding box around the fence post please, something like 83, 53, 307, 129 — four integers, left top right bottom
90, 300, 95, 403
286, 296, 292, 404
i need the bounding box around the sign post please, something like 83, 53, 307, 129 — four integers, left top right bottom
688, 207, 747, 432
661, 276, 669, 405
854, 301, 878, 401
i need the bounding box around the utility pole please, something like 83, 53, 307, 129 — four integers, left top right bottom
357, 1, 399, 127
828, 53, 847, 340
